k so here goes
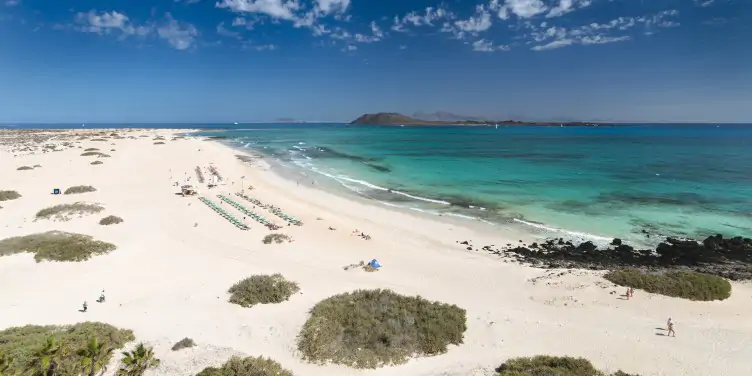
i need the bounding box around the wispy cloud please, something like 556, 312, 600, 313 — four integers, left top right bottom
70, 10, 198, 50
4, 0, 20, 6
392, 6, 454, 32
157, 13, 199, 50
472, 38, 510, 52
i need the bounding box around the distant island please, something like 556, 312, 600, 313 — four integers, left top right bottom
349, 112, 617, 127
274, 118, 305, 123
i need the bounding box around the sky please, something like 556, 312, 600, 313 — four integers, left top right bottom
0, 0, 750, 123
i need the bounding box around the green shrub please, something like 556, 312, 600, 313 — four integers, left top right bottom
80, 152, 110, 157
196, 356, 294, 376
171, 337, 196, 351
17, 166, 33, 171
36, 202, 104, 221
604, 268, 732, 301
228, 274, 300, 308
153, 141, 165, 145
33, 164, 42, 168
84, 148, 99, 151
90, 138, 107, 142
64, 185, 97, 195
297, 289, 467, 368
262, 233, 291, 244
91, 161, 104, 165
0, 190, 21, 202
495, 355, 640, 376
0, 322, 134, 376
99, 215, 123, 225
0, 231, 116, 262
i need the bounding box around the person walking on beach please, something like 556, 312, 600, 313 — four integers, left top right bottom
667, 317, 675, 337
82, 301, 88, 313
626, 288, 631, 300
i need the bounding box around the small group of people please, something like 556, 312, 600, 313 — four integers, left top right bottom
351, 229, 371, 240
624, 287, 676, 337
81, 290, 106, 313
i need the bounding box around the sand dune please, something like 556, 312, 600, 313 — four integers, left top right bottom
1, 129, 750, 376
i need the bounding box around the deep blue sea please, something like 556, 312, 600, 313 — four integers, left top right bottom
5, 122, 751, 246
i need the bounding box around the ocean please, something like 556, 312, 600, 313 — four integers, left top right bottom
5, 122, 751, 246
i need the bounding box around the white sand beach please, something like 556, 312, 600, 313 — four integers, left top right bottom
1, 129, 750, 376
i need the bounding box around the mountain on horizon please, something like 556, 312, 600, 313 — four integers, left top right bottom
412, 111, 487, 122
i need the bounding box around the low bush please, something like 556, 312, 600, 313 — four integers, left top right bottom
17, 166, 33, 170
604, 268, 731, 301
33, 164, 42, 168
99, 215, 123, 225
228, 274, 300, 308
297, 289, 467, 368
35, 202, 104, 221
0, 190, 21, 201
495, 355, 640, 376
262, 233, 291, 244
0, 231, 116, 262
0, 322, 134, 376
64, 185, 97, 195
171, 337, 196, 351
83, 148, 99, 151
90, 138, 107, 142
153, 141, 165, 145
91, 161, 104, 165
196, 356, 294, 376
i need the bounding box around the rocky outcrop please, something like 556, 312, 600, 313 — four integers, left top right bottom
460, 234, 752, 281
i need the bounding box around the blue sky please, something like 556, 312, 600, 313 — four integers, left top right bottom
1, 0, 750, 123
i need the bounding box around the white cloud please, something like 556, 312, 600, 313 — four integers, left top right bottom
255, 43, 277, 50
73, 10, 153, 37
157, 13, 198, 50
370, 21, 384, 38
489, 0, 547, 19
454, 4, 493, 33
217, 21, 240, 37
471, 39, 509, 52
392, 6, 453, 32
5, 0, 20, 6
216, 0, 301, 20
531, 38, 573, 50
345, 44, 356, 51
695, 0, 715, 6
313, 0, 349, 15
580, 35, 630, 45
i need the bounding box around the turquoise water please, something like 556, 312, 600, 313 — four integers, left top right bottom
199, 124, 752, 246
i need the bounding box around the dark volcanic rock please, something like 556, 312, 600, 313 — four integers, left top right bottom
492, 234, 752, 281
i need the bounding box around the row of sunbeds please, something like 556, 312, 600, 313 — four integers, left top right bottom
235, 193, 303, 226
216, 194, 281, 230
198, 196, 249, 230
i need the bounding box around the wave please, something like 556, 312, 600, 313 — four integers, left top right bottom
513, 218, 613, 244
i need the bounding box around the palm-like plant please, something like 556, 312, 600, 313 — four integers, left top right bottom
77, 337, 114, 376
25, 336, 63, 376
0, 351, 16, 376
116, 343, 160, 376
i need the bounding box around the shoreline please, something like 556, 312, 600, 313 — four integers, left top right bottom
1, 128, 751, 376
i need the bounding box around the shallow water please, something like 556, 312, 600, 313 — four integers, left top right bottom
203, 124, 749, 245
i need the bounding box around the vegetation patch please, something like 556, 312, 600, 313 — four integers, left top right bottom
80, 151, 110, 158
196, 356, 294, 376
90, 138, 107, 142
17, 166, 33, 171
495, 355, 639, 376
0, 322, 135, 376
297, 289, 467, 368
99, 215, 124, 226
35, 202, 105, 221
64, 185, 97, 195
153, 142, 165, 145
0, 190, 22, 202
228, 274, 300, 308
604, 268, 731, 301
33, 164, 42, 168
91, 161, 104, 165
171, 337, 196, 351
84, 148, 100, 151
0, 231, 116, 262
262, 233, 291, 244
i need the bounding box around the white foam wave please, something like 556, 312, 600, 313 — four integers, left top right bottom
513, 218, 612, 242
